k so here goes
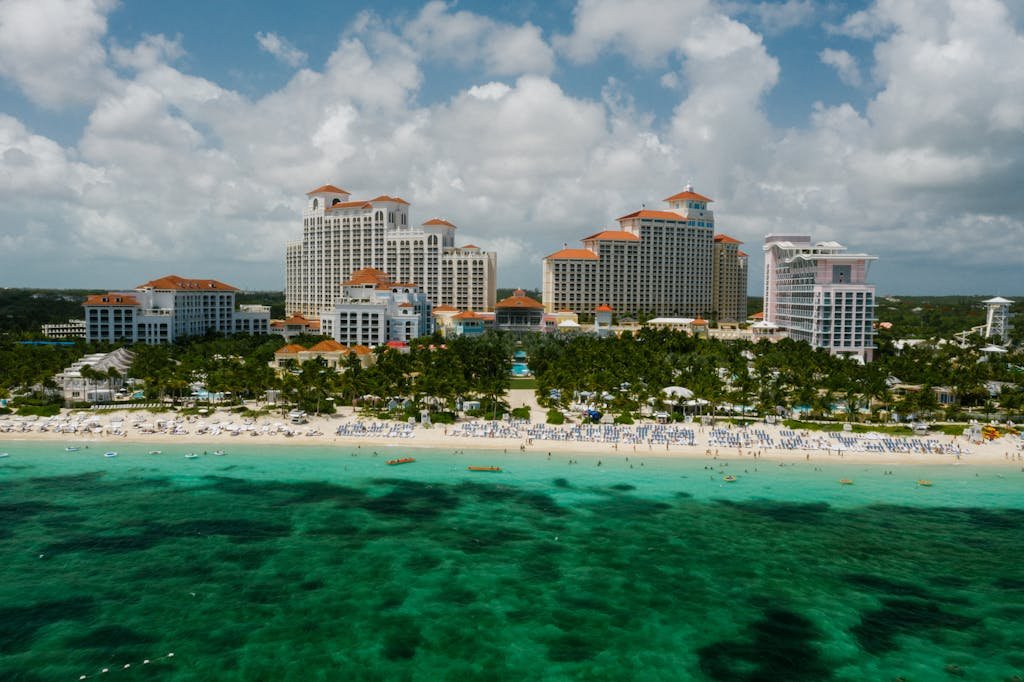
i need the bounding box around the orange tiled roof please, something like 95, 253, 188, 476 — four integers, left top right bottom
692, 317, 708, 326
308, 340, 349, 353
617, 209, 687, 222
351, 345, 373, 356
594, 304, 614, 312
714, 234, 742, 244
282, 314, 314, 326
737, 250, 748, 257
433, 304, 459, 312
496, 291, 544, 309
545, 248, 599, 260
751, 312, 764, 319
398, 302, 413, 307
346, 267, 392, 286
460, 244, 479, 249
276, 344, 307, 355
83, 293, 139, 307
137, 275, 238, 292
424, 218, 455, 227
307, 184, 349, 195
582, 230, 640, 241
308, 321, 320, 330
453, 311, 482, 320
326, 200, 373, 211
664, 189, 713, 203
370, 195, 410, 205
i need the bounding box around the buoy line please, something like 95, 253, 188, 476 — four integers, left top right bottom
78, 651, 175, 678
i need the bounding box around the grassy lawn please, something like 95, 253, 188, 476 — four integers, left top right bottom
782, 419, 916, 436
510, 377, 537, 389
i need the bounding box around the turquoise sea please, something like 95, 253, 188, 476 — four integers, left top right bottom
2, 440, 1023, 681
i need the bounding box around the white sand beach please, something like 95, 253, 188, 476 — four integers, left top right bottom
3, 406, 1023, 468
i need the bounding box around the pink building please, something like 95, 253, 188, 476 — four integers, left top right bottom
763, 235, 877, 362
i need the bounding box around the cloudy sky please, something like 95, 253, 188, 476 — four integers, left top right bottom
1, 0, 1022, 295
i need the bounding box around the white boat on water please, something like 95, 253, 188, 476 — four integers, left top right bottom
184, 453, 199, 459
212, 450, 226, 456
65, 446, 80, 452
0, 452, 9, 458
104, 451, 118, 458
148, 450, 162, 455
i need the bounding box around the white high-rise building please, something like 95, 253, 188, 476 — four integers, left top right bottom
285, 185, 496, 317
763, 235, 877, 362
543, 185, 744, 319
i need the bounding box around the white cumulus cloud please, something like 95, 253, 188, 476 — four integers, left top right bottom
256, 31, 307, 67
819, 48, 863, 86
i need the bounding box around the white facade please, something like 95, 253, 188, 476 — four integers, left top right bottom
543, 185, 741, 318
285, 186, 496, 317
42, 319, 86, 339
763, 235, 877, 362
84, 276, 270, 344
55, 348, 134, 403
318, 268, 433, 347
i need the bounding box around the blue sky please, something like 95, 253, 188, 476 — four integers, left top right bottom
1, 0, 1022, 296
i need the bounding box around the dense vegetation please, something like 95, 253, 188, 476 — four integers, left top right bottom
1, 290, 1021, 422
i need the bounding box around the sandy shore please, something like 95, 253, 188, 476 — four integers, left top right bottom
3, 407, 1024, 469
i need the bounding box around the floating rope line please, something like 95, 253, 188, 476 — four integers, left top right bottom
78, 652, 175, 679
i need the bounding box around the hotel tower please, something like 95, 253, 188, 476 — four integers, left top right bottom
542, 185, 747, 320
285, 185, 496, 317
763, 235, 877, 362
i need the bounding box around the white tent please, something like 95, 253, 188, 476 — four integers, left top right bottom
661, 386, 694, 399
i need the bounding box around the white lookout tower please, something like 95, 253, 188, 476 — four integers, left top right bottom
983, 296, 1013, 343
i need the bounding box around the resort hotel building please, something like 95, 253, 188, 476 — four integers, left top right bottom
542, 185, 748, 321
83, 275, 270, 344
317, 268, 433, 347
285, 185, 496, 318
763, 235, 877, 362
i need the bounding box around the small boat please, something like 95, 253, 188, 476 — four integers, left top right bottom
184, 453, 199, 459
723, 475, 737, 482
839, 479, 854, 485
467, 466, 501, 472
212, 450, 226, 456
917, 479, 933, 487
148, 450, 162, 455
65, 446, 80, 452
387, 457, 415, 465
103, 451, 118, 458
0, 452, 9, 458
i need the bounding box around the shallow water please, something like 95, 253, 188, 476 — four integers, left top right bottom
2, 441, 1023, 680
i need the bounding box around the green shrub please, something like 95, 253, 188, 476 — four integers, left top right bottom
614, 412, 634, 425
510, 406, 531, 420
430, 411, 456, 424
15, 403, 61, 417
546, 409, 565, 425
71, 401, 92, 409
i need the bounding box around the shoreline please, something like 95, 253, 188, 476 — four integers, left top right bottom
3, 409, 1023, 469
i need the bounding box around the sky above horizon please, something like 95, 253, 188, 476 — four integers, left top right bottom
1, 0, 1023, 296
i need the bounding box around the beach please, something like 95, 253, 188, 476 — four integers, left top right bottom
3, 406, 1022, 468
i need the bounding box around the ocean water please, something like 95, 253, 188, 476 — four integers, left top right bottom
1, 441, 1023, 681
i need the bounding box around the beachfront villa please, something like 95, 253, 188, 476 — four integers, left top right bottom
318, 268, 433, 347
541, 185, 748, 321
763, 235, 878, 363
83, 275, 270, 344
285, 185, 496, 317
54, 348, 135, 403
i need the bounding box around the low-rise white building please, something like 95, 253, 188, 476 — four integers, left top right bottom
83, 275, 270, 344
42, 319, 86, 339
55, 348, 135, 403
318, 268, 433, 347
